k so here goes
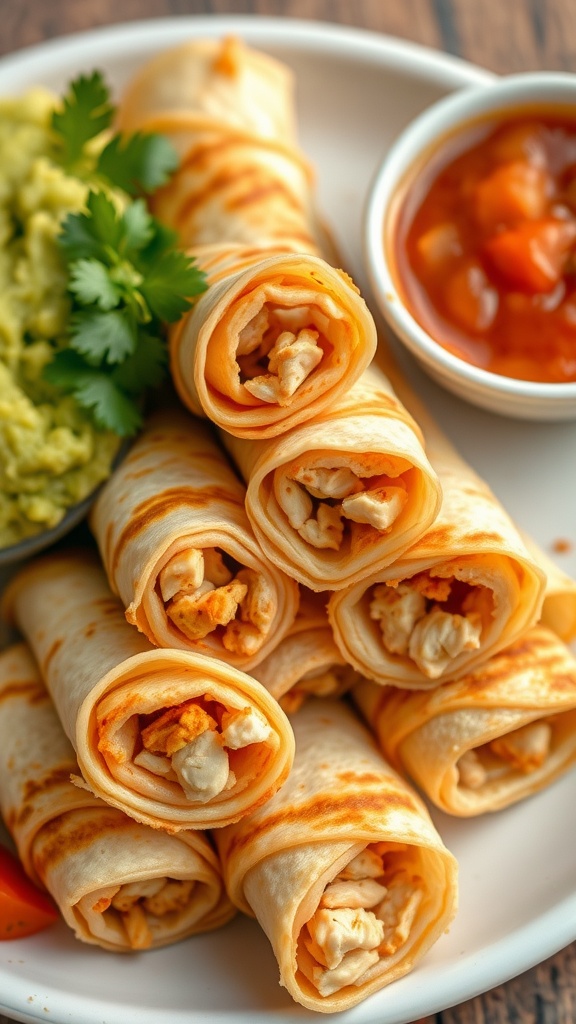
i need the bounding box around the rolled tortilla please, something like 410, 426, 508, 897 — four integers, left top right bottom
215, 698, 457, 1012
353, 624, 576, 816
1, 550, 295, 832
251, 588, 364, 714
116, 36, 377, 438
89, 406, 299, 669
221, 360, 441, 590
0, 642, 235, 950
328, 408, 545, 688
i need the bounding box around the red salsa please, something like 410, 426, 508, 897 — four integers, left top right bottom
392, 107, 576, 383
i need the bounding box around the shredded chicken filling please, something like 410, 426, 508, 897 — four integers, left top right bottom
91, 876, 196, 950
274, 456, 409, 552
159, 547, 274, 656
298, 843, 424, 996
457, 719, 553, 790
369, 572, 484, 678
134, 699, 273, 802
236, 302, 327, 405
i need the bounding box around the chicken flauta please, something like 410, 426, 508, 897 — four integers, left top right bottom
134, 699, 273, 803
457, 719, 554, 790
84, 877, 196, 950
274, 455, 410, 553
369, 571, 484, 679
159, 546, 274, 656
298, 843, 424, 996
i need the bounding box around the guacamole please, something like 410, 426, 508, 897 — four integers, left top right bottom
0, 89, 119, 548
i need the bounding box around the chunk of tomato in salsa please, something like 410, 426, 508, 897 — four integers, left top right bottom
393, 110, 576, 383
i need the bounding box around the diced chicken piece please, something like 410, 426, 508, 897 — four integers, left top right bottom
338, 849, 385, 881
291, 466, 363, 501
167, 578, 248, 641
235, 569, 274, 632
320, 878, 388, 910
490, 720, 552, 773
221, 570, 274, 655
369, 583, 427, 656
298, 502, 344, 550
236, 307, 271, 356
203, 548, 234, 586
306, 906, 385, 970
143, 879, 195, 916
111, 878, 166, 913
171, 729, 233, 802
221, 619, 264, 656
457, 748, 487, 789
408, 605, 482, 678
141, 701, 218, 758
133, 749, 174, 776
122, 902, 153, 950
243, 328, 323, 405
241, 374, 280, 404
275, 474, 313, 529
374, 872, 423, 956
301, 946, 381, 997
220, 705, 272, 749
159, 548, 204, 602
341, 484, 408, 532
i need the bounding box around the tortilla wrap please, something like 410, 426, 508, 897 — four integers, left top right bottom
116, 36, 377, 438
215, 698, 457, 1012
328, 403, 545, 688
89, 406, 299, 669
221, 360, 441, 590
1, 550, 295, 832
353, 624, 576, 816
0, 642, 235, 950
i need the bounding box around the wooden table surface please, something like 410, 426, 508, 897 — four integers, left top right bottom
0, 1, 574, 1023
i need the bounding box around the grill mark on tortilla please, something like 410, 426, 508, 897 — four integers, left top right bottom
225, 788, 419, 859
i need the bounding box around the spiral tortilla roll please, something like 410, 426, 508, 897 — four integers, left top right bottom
328, 410, 545, 689
1, 551, 295, 832
215, 698, 457, 1013
353, 624, 576, 816
0, 642, 235, 950
89, 407, 299, 670
221, 360, 441, 590
116, 36, 377, 438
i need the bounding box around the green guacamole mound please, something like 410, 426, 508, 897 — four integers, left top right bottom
0, 89, 119, 548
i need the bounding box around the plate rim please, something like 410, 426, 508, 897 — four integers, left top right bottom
0, 14, 573, 1024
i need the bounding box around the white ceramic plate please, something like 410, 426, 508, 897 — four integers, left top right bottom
0, 16, 575, 1024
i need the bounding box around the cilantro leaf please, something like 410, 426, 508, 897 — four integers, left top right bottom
44, 350, 142, 436
68, 258, 121, 309
140, 248, 206, 322
111, 333, 168, 394
121, 199, 155, 251
69, 308, 137, 365
97, 132, 179, 195
52, 71, 114, 168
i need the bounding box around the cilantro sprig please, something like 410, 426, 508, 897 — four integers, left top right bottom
44, 71, 206, 437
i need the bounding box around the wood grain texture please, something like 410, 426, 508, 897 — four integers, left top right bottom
0, 2, 574, 1024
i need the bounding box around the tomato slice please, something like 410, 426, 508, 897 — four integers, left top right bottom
0, 843, 58, 939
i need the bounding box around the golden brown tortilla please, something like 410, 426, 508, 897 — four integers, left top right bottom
353, 624, 576, 816
116, 36, 377, 439
1, 550, 295, 832
0, 642, 235, 949
89, 406, 299, 670
215, 698, 458, 1012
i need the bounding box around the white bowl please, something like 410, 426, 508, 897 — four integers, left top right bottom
363, 71, 576, 420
